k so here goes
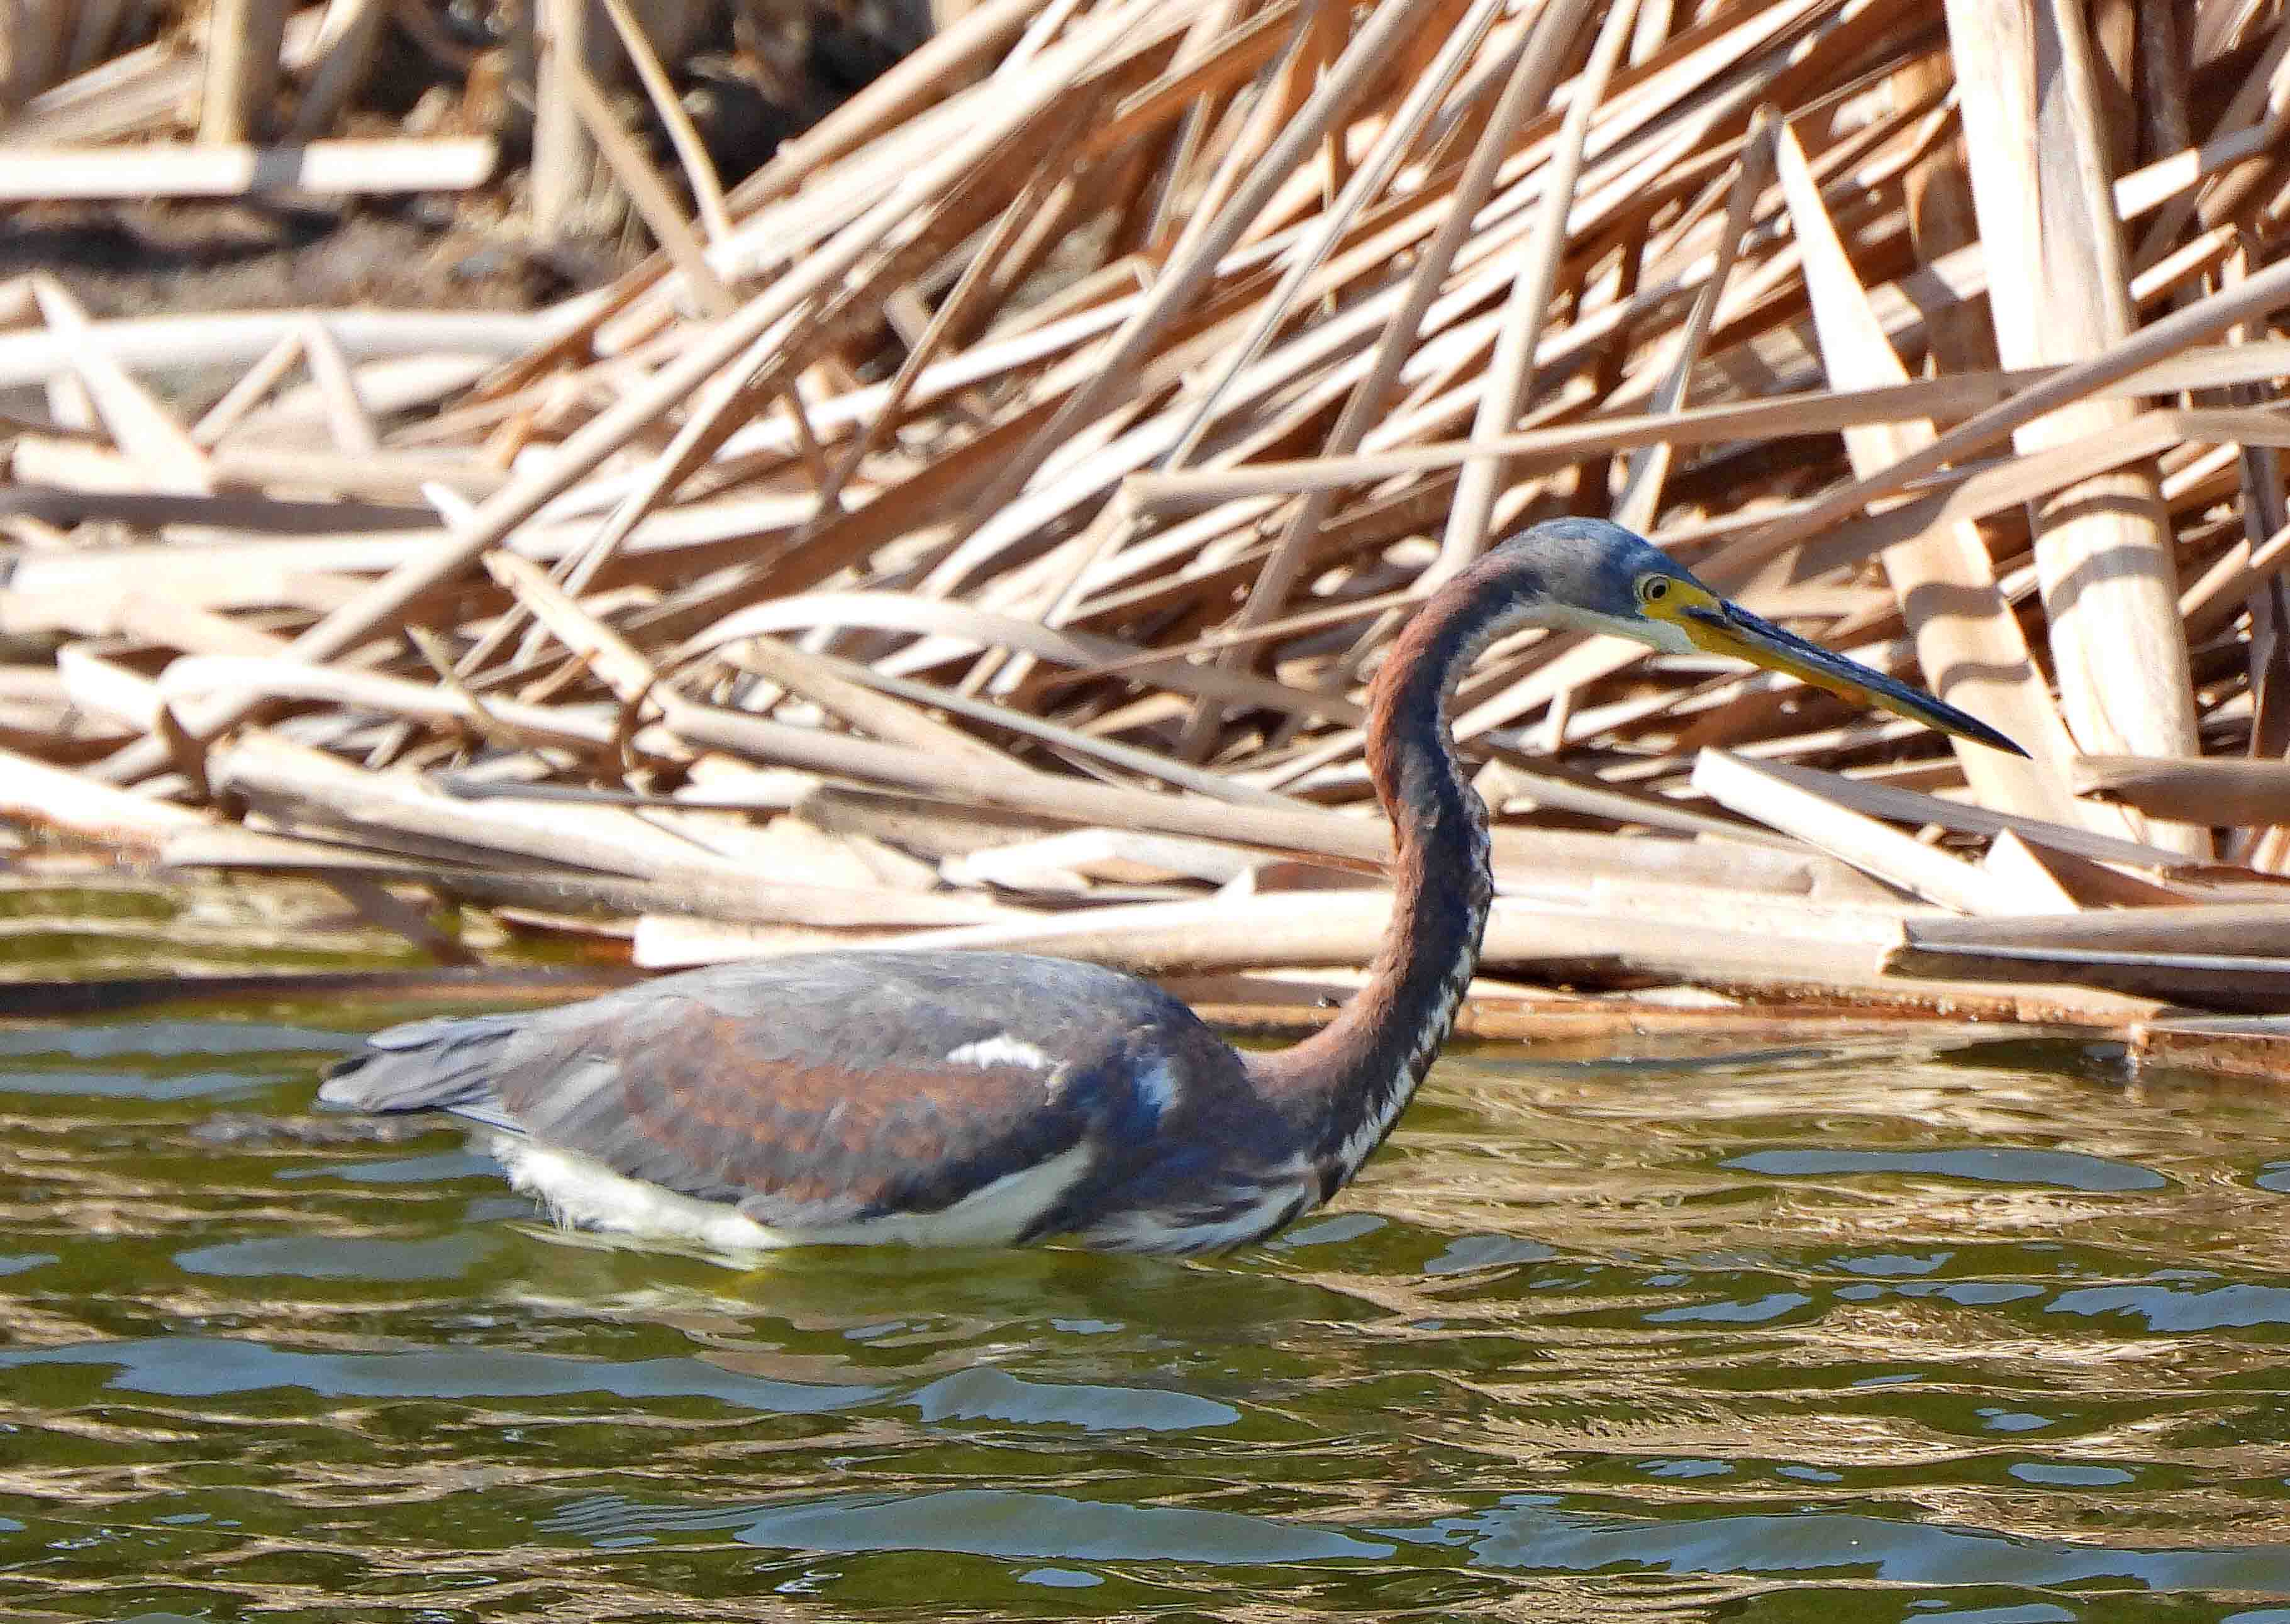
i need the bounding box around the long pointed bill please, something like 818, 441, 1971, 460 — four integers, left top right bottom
1677, 598, 2030, 758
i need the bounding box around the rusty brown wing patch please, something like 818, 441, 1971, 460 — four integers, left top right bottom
490, 993, 1096, 1228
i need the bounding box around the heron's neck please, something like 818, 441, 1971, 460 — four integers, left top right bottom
1247, 583, 1508, 1182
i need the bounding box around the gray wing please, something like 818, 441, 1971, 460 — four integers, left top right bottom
322, 952, 1235, 1230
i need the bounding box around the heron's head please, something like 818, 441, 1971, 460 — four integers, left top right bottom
1482, 517, 2027, 757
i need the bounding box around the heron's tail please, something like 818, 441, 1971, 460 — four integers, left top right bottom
320, 1013, 522, 1122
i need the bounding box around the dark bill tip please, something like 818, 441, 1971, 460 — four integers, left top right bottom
1684, 603, 2032, 759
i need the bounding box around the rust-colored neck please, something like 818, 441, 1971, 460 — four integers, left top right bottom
1246, 561, 1510, 1182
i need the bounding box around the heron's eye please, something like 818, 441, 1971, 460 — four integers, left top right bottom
1639, 576, 1671, 605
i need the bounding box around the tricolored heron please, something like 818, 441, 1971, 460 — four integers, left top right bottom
323, 518, 2023, 1255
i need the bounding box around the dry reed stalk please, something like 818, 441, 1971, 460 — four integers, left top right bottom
1690, 748, 2001, 915
197, 0, 288, 145
2073, 753, 2290, 826
597, 0, 731, 242
531, 0, 604, 238
1978, 831, 2084, 916
1945, 0, 2206, 856
1437, 0, 1637, 582
288, 0, 394, 142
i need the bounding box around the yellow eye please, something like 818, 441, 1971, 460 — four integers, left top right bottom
1640, 576, 1671, 604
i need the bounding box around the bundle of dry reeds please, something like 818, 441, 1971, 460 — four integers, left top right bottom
3, 0, 497, 197
8, 0, 2290, 1069
0, 2, 925, 214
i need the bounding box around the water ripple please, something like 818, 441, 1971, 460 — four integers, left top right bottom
0, 1337, 884, 1410
732, 1489, 1393, 1564
1424, 1502, 2290, 1592
1723, 1146, 2169, 1192
903, 1367, 1240, 1432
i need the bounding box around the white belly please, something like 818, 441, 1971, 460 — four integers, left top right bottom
492, 1137, 1094, 1252
1074, 1164, 1321, 1255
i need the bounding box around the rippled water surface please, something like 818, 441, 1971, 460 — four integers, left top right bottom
6, 1007, 2290, 1621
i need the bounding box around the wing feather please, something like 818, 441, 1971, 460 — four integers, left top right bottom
398, 953, 1211, 1229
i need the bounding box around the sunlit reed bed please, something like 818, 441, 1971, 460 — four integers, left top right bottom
4, 1, 2290, 1074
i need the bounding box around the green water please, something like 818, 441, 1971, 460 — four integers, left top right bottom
4, 1008, 2290, 1622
